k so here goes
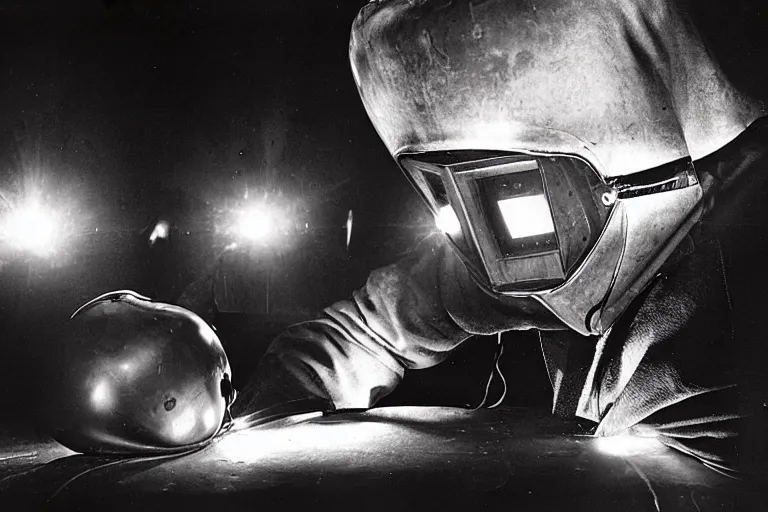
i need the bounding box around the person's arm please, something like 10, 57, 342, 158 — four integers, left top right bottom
230, 235, 472, 418
230, 233, 566, 419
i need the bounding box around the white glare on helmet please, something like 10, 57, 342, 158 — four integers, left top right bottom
435, 204, 461, 235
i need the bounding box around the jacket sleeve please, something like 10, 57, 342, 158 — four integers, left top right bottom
230, 235, 475, 418
230, 231, 568, 420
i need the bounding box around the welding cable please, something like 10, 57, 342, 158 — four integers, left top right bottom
487, 339, 508, 409
46, 396, 240, 506
228, 397, 328, 432
474, 332, 507, 410
45, 443, 209, 506
46, 412, 240, 505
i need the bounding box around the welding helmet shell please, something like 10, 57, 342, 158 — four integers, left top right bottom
349, 0, 763, 335
49, 291, 234, 455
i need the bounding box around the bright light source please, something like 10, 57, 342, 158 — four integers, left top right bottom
435, 205, 462, 235
595, 435, 665, 457
346, 209, 353, 249
217, 417, 389, 464
1, 201, 60, 256
497, 195, 555, 239
149, 220, 170, 246
237, 205, 274, 242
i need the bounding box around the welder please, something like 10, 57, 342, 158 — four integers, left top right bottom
227, 0, 767, 474
52, 0, 767, 473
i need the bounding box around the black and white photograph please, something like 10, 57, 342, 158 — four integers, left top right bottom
0, 0, 767, 510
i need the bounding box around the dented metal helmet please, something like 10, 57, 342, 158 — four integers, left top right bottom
50, 290, 235, 455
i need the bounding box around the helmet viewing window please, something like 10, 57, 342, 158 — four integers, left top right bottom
400, 152, 613, 292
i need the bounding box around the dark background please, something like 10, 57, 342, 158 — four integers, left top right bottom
0, 0, 766, 422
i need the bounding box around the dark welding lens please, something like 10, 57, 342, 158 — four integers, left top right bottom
422, 170, 449, 206
399, 158, 447, 208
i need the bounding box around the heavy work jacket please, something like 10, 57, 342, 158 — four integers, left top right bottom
232, 117, 768, 474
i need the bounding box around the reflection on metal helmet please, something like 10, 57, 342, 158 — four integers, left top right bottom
50, 290, 234, 455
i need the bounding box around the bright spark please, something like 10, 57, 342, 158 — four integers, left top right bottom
149, 220, 170, 245
1, 200, 60, 256
237, 205, 274, 241
594, 435, 665, 457
435, 205, 462, 235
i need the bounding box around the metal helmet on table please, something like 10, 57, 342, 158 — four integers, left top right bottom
50, 290, 235, 455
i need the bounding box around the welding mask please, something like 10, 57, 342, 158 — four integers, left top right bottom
348, 0, 760, 335
400, 151, 699, 334
50, 291, 236, 455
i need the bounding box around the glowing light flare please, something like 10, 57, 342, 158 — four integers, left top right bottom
1, 200, 61, 256
236, 205, 275, 242
594, 435, 666, 457
435, 205, 462, 235
149, 220, 170, 246
217, 419, 391, 464
346, 209, 353, 249
497, 194, 555, 239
